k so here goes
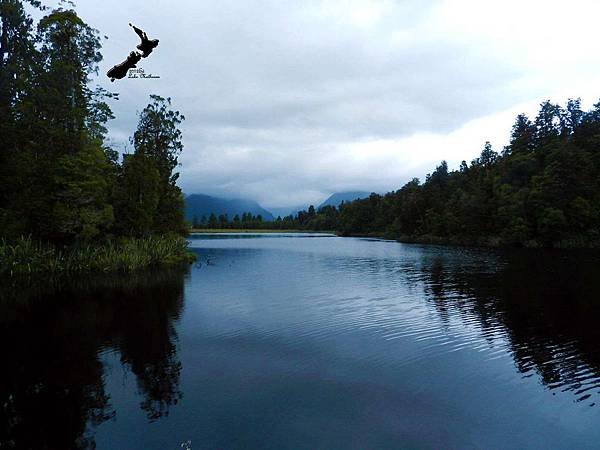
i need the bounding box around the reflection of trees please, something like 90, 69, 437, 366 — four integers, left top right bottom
0, 266, 188, 449
0, 305, 114, 450
109, 274, 185, 421
419, 249, 600, 404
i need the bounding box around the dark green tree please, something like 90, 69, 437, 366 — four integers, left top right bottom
37, 8, 115, 242
207, 213, 218, 229
1, 4, 116, 242
130, 95, 187, 235
113, 153, 161, 236
0, 0, 41, 236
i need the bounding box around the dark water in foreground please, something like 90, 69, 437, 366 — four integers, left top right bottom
2, 234, 600, 449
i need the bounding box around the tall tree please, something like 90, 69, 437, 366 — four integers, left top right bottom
34, 7, 114, 242
113, 153, 161, 236
0, 0, 41, 236
115, 96, 187, 236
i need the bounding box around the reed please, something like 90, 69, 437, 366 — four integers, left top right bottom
0, 235, 196, 276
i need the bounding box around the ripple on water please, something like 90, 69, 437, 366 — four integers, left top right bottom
193, 236, 600, 410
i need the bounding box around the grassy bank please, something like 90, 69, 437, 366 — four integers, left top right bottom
0, 235, 196, 276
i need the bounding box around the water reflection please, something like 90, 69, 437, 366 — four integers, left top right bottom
176, 237, 600, 448
3, 237, 600, 449
418, 248, 600, 405
0, 267, 188, 449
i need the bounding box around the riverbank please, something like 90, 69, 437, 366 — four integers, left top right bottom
394, 234, 600, 249
337, 231, 600, 249
188, 228, 600, 249
0, 235, 196, 277
190, 229, 329, 234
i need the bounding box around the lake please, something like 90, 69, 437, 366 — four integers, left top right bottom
2, 233, 600, 449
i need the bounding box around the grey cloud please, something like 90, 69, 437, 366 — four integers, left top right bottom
58, 0, 581, 207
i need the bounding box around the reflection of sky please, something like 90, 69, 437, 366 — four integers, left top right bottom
96, 236, 600, 449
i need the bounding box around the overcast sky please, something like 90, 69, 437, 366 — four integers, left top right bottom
44, 0, 600, 207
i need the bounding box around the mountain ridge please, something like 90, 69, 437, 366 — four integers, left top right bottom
318, 191, 371, 209
185, 194, 274, 222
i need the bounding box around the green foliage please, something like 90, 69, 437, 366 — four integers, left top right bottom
113, 153, 161, 236
0, 235, 195, 276
328, 99, 600, 247
537, 208, 567, 243
0, 2, 192, 273
51, 143, 115, 241
1, 3, 119, 243
133, 95, 184, 181
114, 96, 187, 236
1, 0, 40, 233
2, 1, 598, 253
35, 7, 104, 155
198, 99, 600, 248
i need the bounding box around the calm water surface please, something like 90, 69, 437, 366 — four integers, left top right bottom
2, 233, 600, 449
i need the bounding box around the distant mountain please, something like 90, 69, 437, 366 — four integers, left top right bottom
268, 205, 308, 219
185, 194, 274, 222
318, 191, 371, 209
269, 192, 372, 217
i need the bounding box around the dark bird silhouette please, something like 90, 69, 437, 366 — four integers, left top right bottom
106, 51, 142, 82
129, 23, 159, 58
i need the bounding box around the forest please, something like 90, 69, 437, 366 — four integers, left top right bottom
0, 1, 192, 274
3, 0, 599, 270
200, 99, 600, 248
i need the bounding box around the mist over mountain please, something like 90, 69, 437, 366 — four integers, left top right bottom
183, 191, 374, 223
267, 192, 373, 218
268, 206, 307, 219
269, 191, 371, 218
185, 194, 274, 222
318, 192, 371, 209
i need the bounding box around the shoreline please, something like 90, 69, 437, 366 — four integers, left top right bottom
341, 232, 600, 250
197, 229, 600, 250
190, 229, 332, 234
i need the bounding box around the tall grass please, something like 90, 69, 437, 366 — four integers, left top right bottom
0, 235, 196, 276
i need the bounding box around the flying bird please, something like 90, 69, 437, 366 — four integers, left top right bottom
129, 23, 159, 58
106, 51, 142, 82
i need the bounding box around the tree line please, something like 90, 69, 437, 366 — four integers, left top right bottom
5, 2, 598, 249
0, 1, 188, 247
193, 212, 268, 229
209, 99, 600, 247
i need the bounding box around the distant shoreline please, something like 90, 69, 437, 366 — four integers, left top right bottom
340, 232, 600, 250
190, 229, 330, 234
190, 229, 600, 249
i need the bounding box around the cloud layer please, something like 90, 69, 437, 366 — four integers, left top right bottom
55, 0, 600, 207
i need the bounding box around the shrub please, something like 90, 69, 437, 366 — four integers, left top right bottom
0, 235, 196, 277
